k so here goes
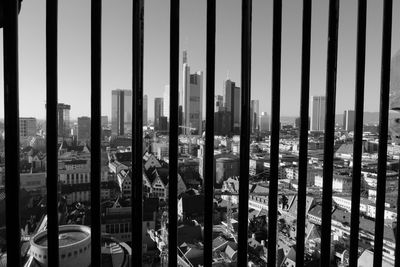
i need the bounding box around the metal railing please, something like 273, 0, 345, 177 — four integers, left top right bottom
2, 0, 398, 266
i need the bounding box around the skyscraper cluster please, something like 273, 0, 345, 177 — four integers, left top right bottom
109, 51, 267, 136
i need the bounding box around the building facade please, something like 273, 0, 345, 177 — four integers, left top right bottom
154, 97, 164, 130
343, 110, 355, 131
111, 89, 132, 135
224, 79, 241, 134
143, 94, 148, 126
182, 51, 203, 135
77, 116, 91, 142
19, 117, 37, 139
310, 96, 326, 132
250, 100, 259, 133
57, 103, 71, 138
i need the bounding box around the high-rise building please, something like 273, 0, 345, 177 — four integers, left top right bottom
163, 86, 170, 120
19, 117, 37, 138
214, 111, 232, 135
143, 94, 148, 126
250, 100, 260, 133
77, 116, 91, 142
310, 96, 326, 132
57, 103, 71, 138
215, 95, 224, 112
224, 79, 241, 133
343, 110, 355, 131
260, 112, 269, 132
154, 97, 164, 130
111, 89, 132, 136
182, 51, 203, 134
101, 116, 108, 127
159, 116, 168, 131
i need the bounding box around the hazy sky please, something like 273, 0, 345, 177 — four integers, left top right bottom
0, 0, 400, 120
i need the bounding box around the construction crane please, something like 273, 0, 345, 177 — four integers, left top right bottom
178, 125, 196, 155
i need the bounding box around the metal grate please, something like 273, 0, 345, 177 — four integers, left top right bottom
1, 0, 398, 266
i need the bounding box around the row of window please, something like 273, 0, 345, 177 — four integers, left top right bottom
105, 223, 131, 234
31, 244, 90, 260
60, 244, 91, 259
66, 173, 89, 184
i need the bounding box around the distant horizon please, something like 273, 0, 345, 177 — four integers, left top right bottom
4, 110, 387, 123
1, 0, 400, 120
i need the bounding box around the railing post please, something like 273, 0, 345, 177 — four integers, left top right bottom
91, 0, 102, 266
349, 0, 367, 266
267, 1, 282, 266
46, 0, 60, 265
296, 0, 312, 265
132, 0, 144, 266
3, 0, 21, 265
320, 0, 340, 265
169, 0, 180, 265
204, 0, 216, 266
237, 0, 252, 265
373, 0, 393, 266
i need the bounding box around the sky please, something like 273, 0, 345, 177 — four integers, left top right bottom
0, 0, 400, 120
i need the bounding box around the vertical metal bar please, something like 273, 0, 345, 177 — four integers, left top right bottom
169, 0, 179, 265
132, 0, 144, 266
349, 0, 367, 266
3, 0, 21, 265
237, 0, 252, 265
204, 0, 216, 266
320, 0, 340, 265
46, 0, 60, 266
396, 157, 400, 266
295, 0, 312, 265
267, 0, 282, 266
373, 0, 393, 266
91, 0, 102, 266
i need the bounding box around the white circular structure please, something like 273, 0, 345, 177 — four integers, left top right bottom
30, 225, 91, 267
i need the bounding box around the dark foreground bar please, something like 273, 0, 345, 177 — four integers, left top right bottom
169, 0, 180, 266
373, 0, 393, 266
267, 0, 282, 266
237, 0, 252, 265
46, 0, 60, 266
349, 0, 367, 266
204, 0, 216, 266
132, 0, 144, 266
295, 0, 312, 265
91, 0, 102, 266
3, 0, 21, 265
320, 0, 340, 265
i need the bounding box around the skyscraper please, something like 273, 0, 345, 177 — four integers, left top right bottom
19, 117, 37, 139
101, 116, 108, 127
310, 96, 326, 132
343, 110, 355, 131
154, 97, 164, 130
224, 79, 241, 133
182, 51, 203, 134
163, 86, 170, 120
77, 116, 91, 142
111, 89, 132, 135
143, 94, 148, 126
57, 103, 71, 138
215, 95, 224, 112
250, 100, 260, 133
260, 112, 270, 132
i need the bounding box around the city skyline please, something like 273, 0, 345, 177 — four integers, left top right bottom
1, 0, 400, 120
